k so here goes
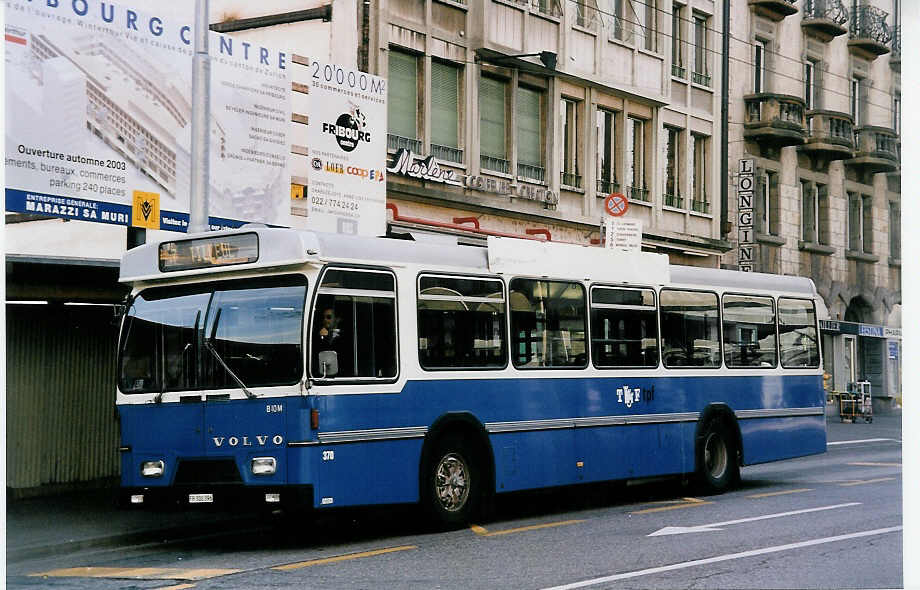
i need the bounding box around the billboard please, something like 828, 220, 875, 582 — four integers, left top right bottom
305, 59, 387, 237
4, 0, 292, 231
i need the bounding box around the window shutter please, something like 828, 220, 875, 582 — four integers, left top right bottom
516, 86, 542, 167
388, 51, 418, 140
431, 62, 459, 149
479, 76, 506, 159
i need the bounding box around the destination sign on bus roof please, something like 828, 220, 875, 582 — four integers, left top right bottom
159, 233, 259, 272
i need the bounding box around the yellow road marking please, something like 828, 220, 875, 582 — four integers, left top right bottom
847, 462, 901, 467
156, 585, 196, 590
30, 567, 240, 580
471, 519, 585, 537
272, 545, 416, 571
840, 477, 897, 487
631, 497, 711, 514
747, 488, 813, 499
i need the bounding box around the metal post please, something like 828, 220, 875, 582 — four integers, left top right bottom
187, 0, 211, 234
720, 0, 730, 241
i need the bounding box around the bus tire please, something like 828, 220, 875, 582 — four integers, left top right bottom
696, 419, 739, 494
423, 434, 480, 528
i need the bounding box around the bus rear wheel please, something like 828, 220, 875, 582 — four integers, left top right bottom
423, 434, 480, 528
696, 419, 739, 494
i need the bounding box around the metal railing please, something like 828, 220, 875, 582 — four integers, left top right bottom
849, 5, 892, 45
431, 144, 464, 164
561, 172, 582, 188
691, 199, 710, 214
387, 134, 422, 153
802, 0, 848, 26
664, 193, 683, 208
480, 154, 510, 174
518, 162, 546, 182
596, 179, 620, 195
890, 25, 900, 59
692, 70, 711, 87
672, 64, 686, 79
627, 186, 649, 202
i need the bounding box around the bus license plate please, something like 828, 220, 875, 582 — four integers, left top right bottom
189, 493, 214, 504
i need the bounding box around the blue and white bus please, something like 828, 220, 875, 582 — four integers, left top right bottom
116, 227, 826, 525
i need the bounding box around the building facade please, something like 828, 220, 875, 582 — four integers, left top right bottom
365, 0, 732, 265
725, 0, 901, 405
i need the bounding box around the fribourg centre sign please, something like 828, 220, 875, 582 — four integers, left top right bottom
387, 149, 558, 207
5, 0, 292, 231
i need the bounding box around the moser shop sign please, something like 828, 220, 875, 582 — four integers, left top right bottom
387, 149, 558, 206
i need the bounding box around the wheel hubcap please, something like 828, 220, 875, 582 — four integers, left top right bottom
435, 453, 469, 512
704, 433, 728, 480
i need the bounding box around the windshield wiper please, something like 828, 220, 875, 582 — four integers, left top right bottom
205, 308, 255, 399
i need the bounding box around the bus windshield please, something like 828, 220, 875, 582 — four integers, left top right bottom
118, 275, 307, 394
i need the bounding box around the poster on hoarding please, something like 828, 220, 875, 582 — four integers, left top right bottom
4, 0, 291, 231
306, 59, 387, 236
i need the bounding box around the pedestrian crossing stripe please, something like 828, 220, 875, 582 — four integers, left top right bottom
30, 567, 241, 580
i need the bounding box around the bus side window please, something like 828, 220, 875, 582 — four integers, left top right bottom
777, 298, 820, 368
510, 278, 587, 369
590, 287, 659, 368
417, 275, 507, 370
660, 289, 721, 368
722, 294, 777, 368
311, 268, 398, 380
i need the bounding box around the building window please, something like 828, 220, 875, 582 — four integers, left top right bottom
690, 133, 709, 213
754, 39, 766, 93
561, 98, 582, 188
387, 50, 420, 152
893, 92, 900, 134
664, 126, 682, 208
639, 0, 658, 52
575, 0, 598, 29
612, 0, 633, 43
692, 14, 709, 86
801, 181, 828, 245
756, 170, 779, 236
804, 60, 815, 111
517, 85, 545, 181
479, 75, 508, 173
848, 192, 873, 253
430, 61, 462, 163
889, 201, 901, 260
671, 3, 685, 78
626, 117, 647, 202
850, 75, 864, 128
596, 108, 618, 194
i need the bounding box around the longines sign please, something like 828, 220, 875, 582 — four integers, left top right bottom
387, 149, 558, 207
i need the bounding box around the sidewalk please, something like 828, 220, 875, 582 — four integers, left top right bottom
5, 408, 902, 563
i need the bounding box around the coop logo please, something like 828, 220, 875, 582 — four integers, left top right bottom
615, 385, 655, 408
322, 108, 371, 153
211, 434, 283, 447
346, 166, 385, 182
311, 158, 323, 170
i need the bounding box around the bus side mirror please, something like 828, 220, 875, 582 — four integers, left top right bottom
318, 350, 338, 377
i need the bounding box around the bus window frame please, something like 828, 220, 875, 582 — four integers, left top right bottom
659, 287, 724, 369
509, 276, 589, 371
589, 284, 660, 370
720, 292, 779, 370
416, 271, 510, 372
309, 264, 400, 385
776, 296, 821, 369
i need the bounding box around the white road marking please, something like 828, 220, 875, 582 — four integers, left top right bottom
542, 526, 902, 590
648, 502, 860, 536
827, 438, 893, 446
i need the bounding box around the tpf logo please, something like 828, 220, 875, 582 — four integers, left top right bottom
323, 108, 371, 153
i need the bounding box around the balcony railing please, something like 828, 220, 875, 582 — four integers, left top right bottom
690, 199, 710, 214
387, 134, 422, 153
801, 0, 848, 40
431, 144, 464, 164
848, 5, 891, 57
480, 154, 510, 174
748, 0, 798, 22
627, 186, 649, 202
596, 179, 620, 195
672, 64, 686, 79
692, 70, 711, 87
518, 162, 546, 182
847, 125, 899, 173
664, 193, 684, 208
802, 110, 854, 160
561, 171, 582, 188
744, 93, 806, 147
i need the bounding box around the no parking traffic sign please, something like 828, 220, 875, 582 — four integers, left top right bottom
604, 193, 629, 217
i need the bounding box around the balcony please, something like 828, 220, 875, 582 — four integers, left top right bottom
517, 162, 546, 183
848, 5, 892, 59
387, 134, 422, 153
431, 144, 464, 164
743, 93, 807, 148
596, 179, 620, 196
800, 110, 854, 160
690, 199, 710, 214
664, 193, 684, 209
749, 0, 797, 22
480, 154, 510, 175
561, 171, 582, 189
846, 126, 899, 174
801, 0, 848, 42
889, 26, 900, 72
627, 186, 650, 203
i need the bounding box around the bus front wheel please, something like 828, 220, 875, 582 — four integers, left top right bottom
696, 419, 739, 494
423, 434, 480, 527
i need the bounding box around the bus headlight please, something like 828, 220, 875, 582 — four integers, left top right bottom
251, 457, 276, 475
141, 460, 165, 478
